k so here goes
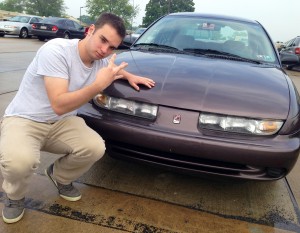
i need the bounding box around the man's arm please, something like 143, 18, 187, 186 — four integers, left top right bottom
45, 54, 127, 116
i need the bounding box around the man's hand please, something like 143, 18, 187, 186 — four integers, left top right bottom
95, 53, 128, 90
127, 75, 155, 91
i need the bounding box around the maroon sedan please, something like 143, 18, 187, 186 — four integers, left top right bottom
78, 13, 300, 181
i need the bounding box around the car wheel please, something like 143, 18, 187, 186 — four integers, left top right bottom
38, 36, 46, 41
286, 65, 293, 70
64, 32, 70, 39
0, 33, 4, 37
19, 28, 28, 38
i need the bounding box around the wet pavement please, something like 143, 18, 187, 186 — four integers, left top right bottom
0, 37, 300, 233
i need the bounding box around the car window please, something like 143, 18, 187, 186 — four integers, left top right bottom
294, 38, 300, 47
73, 21, 83, 30
137, 15, 277, 63
286, 38, 296, 47
8, 16, 30, 23
30, 17, 41, 23
66, 20, 75, 28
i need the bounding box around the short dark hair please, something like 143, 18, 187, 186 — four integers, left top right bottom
94, 12, 126, 39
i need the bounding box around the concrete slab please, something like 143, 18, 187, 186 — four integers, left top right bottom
0, 174, 295, 233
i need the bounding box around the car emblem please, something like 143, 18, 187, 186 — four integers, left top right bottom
173, 114, 181, 124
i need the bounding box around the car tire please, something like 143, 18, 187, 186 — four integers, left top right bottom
0, 33, 4, 37
64, 32, 70, 39
19, 28, 28, 38
38, 36, 46, 41
286, 65, 293, 70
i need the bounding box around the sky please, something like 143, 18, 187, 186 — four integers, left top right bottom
64, 0, 299, 43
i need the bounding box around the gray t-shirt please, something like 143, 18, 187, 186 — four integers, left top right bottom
4, 38, 108, 123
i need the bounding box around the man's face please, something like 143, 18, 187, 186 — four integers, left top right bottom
86, 24, 122, 60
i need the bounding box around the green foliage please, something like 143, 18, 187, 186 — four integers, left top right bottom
25, 0, 66, 17
0, 0, 66, 17
86, 0, 138, 29
142, 0, 195, 27
0, 0, 26, 13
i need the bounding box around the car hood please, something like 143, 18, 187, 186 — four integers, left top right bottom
106, 50, 290, 119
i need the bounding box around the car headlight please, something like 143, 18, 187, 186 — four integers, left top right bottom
199, 113, 283, 135
93, 93, 158, 120
4, 25, 18, 29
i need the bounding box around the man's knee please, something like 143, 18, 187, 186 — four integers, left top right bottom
82, 138, 106, 162
0, 149, 39, 176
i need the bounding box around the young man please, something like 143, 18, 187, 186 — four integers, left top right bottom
0, 12, 155, 224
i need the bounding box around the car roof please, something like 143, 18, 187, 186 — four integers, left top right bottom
168, 12, 259, 24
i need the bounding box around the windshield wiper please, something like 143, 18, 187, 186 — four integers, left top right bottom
133, 43, 179, 51
184, 48, 263, 64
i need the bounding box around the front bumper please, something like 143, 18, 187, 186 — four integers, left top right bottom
0, 26, 20, 35
78, 103, 300, 181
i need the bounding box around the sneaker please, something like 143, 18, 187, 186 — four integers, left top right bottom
2, 197, 25, 224
45, 164, 81, 201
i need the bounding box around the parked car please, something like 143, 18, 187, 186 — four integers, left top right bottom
84, 26, 89, 37
78, 13, 300, 181
279, 36, 300, 70
122, 27, 147, 47
31, 17, 85, 41
0, 15, 43, 38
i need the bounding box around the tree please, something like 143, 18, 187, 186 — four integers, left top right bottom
77, 15, 96, 25
0, 0, 66, 17
25, 0, 66, 17
142, 0, 195, 27
86, 0, 138, 29
0, 0, 26, 13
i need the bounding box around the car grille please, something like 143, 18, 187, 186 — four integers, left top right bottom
106, 141, 285, 180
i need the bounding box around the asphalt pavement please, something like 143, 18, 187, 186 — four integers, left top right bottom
0, 37, 300, 233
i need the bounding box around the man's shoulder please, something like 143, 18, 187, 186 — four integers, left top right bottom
45, 38, 78, 49
38, 38, 78, 58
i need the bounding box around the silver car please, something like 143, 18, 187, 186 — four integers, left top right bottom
0, 15, 43, 38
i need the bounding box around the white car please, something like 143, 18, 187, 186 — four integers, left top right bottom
0, 15, 43, 38
122, 27, 147, 47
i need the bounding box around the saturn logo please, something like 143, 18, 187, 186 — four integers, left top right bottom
173, 114, 181, 124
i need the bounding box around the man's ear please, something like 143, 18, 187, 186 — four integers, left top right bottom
88, 24, 96, 35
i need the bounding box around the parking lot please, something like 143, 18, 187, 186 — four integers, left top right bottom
0, 37, 300, 233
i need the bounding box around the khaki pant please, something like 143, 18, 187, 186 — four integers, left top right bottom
0, 116, 105, 200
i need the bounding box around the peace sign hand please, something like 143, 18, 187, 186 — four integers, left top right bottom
95, 54, 128, 90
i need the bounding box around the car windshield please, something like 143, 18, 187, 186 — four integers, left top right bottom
135, 15, 277, 64
8, 16, 30, 23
